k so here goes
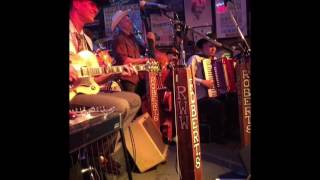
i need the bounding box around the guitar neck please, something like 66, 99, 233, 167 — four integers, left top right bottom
108, 64, 146, 73
80, 64, 146, 77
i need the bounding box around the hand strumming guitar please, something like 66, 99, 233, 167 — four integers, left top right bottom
69, 65, 79, 83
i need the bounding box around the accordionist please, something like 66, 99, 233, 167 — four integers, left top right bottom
187, 38, 227, 144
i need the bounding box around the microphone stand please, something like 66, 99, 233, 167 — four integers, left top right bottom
225, 2, 251, 148
225, 2, 251, 56
161, 11, 235, 54
165, 10, 203, 180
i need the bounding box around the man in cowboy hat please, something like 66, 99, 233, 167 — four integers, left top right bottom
111, 9, 150, 94
187, 38, 227, 144
69, 0, 141, 175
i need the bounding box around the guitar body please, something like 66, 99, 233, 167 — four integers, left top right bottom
69, 79, 100, 101
70, 51, 102, 101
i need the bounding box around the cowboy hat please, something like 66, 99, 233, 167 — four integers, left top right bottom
111, 9, 131, 32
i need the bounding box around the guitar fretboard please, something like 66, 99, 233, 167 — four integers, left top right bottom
80, 64, 146, 77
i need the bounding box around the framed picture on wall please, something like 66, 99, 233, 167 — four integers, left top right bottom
215, 0, 248, 38
184, 0, 213, 28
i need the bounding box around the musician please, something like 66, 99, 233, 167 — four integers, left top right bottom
69, 0, 142, 126
111, 10, 150, 94
69, 0, 142, 173
187, 38, 227, 144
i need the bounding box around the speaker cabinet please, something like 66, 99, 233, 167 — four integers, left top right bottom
124, 113, 168, 172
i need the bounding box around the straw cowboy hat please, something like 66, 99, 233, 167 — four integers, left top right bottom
111, 9, 131, 32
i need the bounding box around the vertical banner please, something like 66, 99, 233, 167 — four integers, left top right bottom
215, 0, 247, 38
236, 57, 251, 147
144, 72, 160, 129
184, 0, 213, 28
174, 67, 202, 180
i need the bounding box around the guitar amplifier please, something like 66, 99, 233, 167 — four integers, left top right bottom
124, 113, 168, 173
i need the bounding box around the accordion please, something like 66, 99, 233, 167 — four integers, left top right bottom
203, 57, 237, 97
202, 58, 219, 97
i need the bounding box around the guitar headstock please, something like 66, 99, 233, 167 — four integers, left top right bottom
145, 60, 161, 73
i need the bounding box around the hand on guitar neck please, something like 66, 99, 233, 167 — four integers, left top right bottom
123, 63, 138, 76
94, 64, 138, 84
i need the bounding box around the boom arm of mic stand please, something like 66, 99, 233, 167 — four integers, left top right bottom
162, 12, 234, 53
227, 3, 251, 54
189, 28, 234, 53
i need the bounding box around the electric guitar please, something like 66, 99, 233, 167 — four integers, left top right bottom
70, 50, 160, 101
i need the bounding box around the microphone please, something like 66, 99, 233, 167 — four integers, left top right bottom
206, 37, 234, 52
140, 1, 170, 11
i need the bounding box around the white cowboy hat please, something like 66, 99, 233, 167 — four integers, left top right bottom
111, 9, 131, 32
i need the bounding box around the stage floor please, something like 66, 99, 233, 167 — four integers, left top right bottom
110, 140, 247, 180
